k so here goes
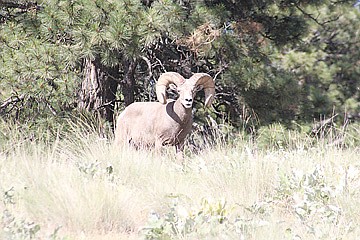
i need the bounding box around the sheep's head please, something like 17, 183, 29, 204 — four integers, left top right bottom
156, 72, 215, 108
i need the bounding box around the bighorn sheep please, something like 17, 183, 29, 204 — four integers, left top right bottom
114, 72, 215, 158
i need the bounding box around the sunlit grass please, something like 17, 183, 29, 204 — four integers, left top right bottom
0, 121, 359, 239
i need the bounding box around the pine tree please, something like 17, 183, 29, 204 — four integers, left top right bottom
273, 1, 360, 121
0, 0, 188, 125
192, 0, 359, 125
1, 0, 358, 129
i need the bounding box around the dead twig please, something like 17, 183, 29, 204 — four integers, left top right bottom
0, 94, 25, 114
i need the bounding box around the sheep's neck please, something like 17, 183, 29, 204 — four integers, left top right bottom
172, 100, 192, 125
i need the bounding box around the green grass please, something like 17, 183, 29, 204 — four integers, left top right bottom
0, 122, 359, 239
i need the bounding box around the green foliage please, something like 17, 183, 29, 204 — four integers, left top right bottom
255, 120, 360, 150
256, 123, 308, 149
224, 58, 302, 124
275, 166, 343, 238
276, 3, 360, 121
202, 0, 359, 126
0, 0, 189, 125
142, 197, 240, 239
2, 210, 41, 240
1, 185, 41, 240
343, 122, 360, 147
0, 0, 359, 131
1, 187, 62, 240
0, 110, 111, 155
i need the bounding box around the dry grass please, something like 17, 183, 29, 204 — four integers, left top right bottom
0, 123, 359, 239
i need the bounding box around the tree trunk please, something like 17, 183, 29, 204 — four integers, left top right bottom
121, 58, 138, 106
78, 58, 119, 124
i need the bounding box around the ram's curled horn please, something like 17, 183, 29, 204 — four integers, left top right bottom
156, 72, 186, 104
189, 73, 215, 107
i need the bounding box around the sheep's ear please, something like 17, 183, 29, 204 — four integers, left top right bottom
169, 83, 178, 91
195, 85, 203, 92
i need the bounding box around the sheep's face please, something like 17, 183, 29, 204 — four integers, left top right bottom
177, 83, 202, 109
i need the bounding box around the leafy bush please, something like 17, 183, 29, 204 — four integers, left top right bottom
2, 210, 41, 240
255, 121, 360, 150
142, 197, 241, 239
1, 187, 41, 240
1, 187, 62, 240
275, 165, 343, 238
256, 123, 310, 150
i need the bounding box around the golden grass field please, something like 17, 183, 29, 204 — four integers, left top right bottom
0, 121, 359, 239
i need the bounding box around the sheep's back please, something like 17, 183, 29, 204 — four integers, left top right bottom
115, 102, 165, 146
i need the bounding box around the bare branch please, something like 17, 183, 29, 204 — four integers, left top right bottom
295, 4, 340, 28
0, 0, 42, 11
0, 94, 25, 109
140, 55, 153, 80
43, 98, 57, 116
